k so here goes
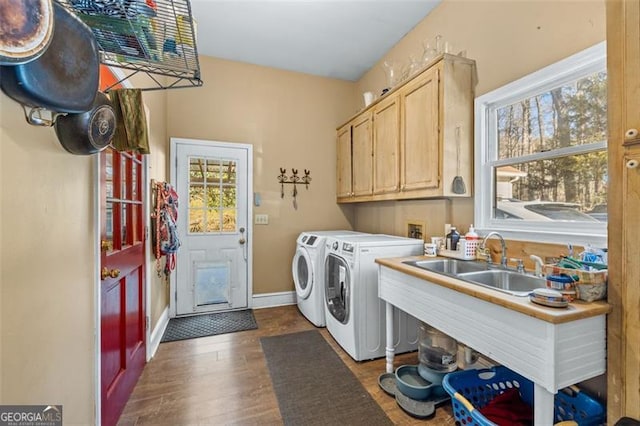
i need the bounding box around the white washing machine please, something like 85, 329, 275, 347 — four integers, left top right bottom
324, 234, 422, 361
292, 230, 367, 327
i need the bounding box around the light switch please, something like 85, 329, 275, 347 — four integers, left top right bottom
255, 214, 269, 225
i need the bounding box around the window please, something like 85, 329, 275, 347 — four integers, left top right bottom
188, 157, 238, 233
474, 42, 607, 246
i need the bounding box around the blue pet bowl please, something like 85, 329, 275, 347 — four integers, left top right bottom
395, 365, 434, 400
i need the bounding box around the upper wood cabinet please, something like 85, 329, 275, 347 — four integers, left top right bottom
373, 94, 400, 194
351, 111, 374, 197
400, 65, 440, 192
336, 124, 353, 198
336, 54, 476, 203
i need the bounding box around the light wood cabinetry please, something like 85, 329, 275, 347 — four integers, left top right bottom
400, 65, 440, 192
606, 0, 640, 422
372, 94, 400, 194
336, 54, 476, 203
351, 112, 373, 197
336, 124, 353, 198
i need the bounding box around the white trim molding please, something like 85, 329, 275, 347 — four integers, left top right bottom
148, 307, 170, 360
252, 291, 296, 309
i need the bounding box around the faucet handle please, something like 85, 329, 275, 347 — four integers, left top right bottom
477, 247, 492, 263
510, 258, 525, 273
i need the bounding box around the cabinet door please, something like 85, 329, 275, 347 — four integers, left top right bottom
336, 124, 353, 198
401, 66, 440, 191
351, 112, 373, 197
373, 94, 400, 194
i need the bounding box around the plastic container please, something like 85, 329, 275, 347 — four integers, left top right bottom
418, 322, 458, 372
445, 227, 460, 251
465, 224, 479, 240
442, 366, 605, 426
395, 365, 434, 400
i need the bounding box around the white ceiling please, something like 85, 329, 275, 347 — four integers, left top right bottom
190, 0, 441, 81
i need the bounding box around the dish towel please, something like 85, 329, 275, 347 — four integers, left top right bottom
109, 88, 150, 154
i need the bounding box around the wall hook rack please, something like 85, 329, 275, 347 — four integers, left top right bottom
278, 168, 311, 209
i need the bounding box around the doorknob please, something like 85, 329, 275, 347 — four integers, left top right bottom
101, 240, 113, 251
101, 267, 121, 280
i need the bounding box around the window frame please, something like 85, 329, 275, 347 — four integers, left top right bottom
474, 42, 607, 247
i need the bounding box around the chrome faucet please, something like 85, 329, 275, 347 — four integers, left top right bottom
480, 232, 508, 268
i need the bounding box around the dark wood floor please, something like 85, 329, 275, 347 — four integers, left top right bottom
118, 305, 456, 425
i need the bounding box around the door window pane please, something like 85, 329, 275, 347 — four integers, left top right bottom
122, 203, 128, 245
106, 150, 114, 198
189, 185, 204, 208
121, 155, 128, 199
189, 209, 204, 233
222, 209, 236, 231
206, 209, 221, 232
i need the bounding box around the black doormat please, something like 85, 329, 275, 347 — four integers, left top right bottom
161, 309, 257, 343
261, 330, 392, 426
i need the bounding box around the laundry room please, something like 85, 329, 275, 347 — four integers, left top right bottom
0, 0, 637, 425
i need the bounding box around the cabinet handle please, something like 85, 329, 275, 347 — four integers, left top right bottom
625, 129, 638, 140
626, 159, 639, 169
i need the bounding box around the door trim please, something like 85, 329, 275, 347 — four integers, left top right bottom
169, 137, 254, 318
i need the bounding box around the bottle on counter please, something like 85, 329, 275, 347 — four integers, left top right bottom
445, 227, 460, 251
465, 224, 479, 240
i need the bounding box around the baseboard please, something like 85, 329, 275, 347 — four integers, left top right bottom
148, 306, 169, 360
252, 291, 296, 309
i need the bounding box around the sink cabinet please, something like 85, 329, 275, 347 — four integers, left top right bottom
378, 264, 608, 425
336, 54, 476, 203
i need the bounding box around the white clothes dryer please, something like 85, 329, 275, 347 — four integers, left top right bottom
292, 230, 366, 327
324, 234, 423, 361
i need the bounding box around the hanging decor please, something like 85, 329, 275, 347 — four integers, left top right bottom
152, 180, 180, 277
278, 168, 311, 209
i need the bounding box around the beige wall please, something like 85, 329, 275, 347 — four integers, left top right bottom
0, 99, 95, 422
166, 57, 358, 294
144, 89, 171, 328
352, 0, 606, 238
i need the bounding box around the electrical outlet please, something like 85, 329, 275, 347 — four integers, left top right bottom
255, 214, 269, 225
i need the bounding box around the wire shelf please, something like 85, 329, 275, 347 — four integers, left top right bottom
56, 0, 203, 91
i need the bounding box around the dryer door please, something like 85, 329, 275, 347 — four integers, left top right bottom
324, 253, 350, 324
292, 247, 313, 299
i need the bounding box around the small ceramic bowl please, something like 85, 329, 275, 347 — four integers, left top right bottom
395, 364, 433, 400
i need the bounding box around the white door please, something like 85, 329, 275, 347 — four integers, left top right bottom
172, 138, 252, 316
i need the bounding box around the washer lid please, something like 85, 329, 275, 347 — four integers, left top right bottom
292, 247, 313, 299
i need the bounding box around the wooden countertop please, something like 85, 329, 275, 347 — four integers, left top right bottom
376, 255, 611, 324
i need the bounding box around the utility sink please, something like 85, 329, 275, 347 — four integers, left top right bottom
457, 270, 546, 296
403, 259, 488, 275
403, 258, 546, 297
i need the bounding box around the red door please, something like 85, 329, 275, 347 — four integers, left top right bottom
100, 68, 146, 426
